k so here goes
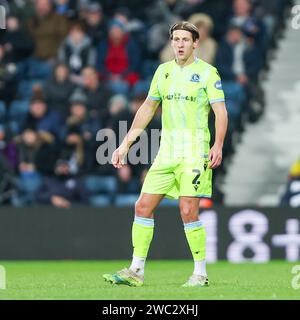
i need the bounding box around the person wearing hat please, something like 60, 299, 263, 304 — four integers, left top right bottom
82, 2, 107, 46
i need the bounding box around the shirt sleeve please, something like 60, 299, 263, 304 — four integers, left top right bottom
206, 67, 225, 105
147, 65, 162, 101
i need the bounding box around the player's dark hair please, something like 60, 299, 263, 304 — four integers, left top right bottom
169, 21, 200, 41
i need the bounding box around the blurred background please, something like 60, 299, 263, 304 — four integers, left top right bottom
0, 0, 299, 210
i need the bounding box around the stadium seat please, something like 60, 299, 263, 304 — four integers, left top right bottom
114, 194, 139, 207
89, 195, 112, 207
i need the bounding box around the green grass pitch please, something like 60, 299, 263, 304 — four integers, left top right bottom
0, 260, 299, 300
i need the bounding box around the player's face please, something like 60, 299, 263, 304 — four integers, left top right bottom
171, 30, 198, 62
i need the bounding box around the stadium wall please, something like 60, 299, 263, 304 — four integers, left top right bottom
0, 207, 299, 262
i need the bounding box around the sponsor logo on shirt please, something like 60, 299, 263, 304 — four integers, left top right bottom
214, 80, 223, 90
162, 93, 197, 102
190, 73, 201, 82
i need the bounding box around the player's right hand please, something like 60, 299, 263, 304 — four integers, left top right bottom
111, 145, 129, 168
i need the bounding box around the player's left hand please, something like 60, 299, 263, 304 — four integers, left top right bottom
209, 144, 222, 169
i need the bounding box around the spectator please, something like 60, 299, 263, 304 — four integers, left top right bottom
43, 63, 76, 118
281, 159, 300, 208
216, 23, 262, 83
58, 127, 86, 175
216, 23, 263, 122
229, 0, 268, 53
96, 19, 141, 95
27, 0, 69, 79
65, 97, 101, 146
58, 21, 96, 76
9, 0, 35, 24
37, 159, 90, 208
24, 96, 63, 142
81, 67, 112, 126
179, 0, 232, 41
113, 6, 146, 47
53, 0, 78, 20
106, 94, 132, 136
0, 15, 34, 63
82, 2, 107, 47
0, 45, 18, 106
146, 0, 187, 56
0, 124, 18, 171
113, 93, 161, 194
0, 125, 18, 205
13, 127, 56, 206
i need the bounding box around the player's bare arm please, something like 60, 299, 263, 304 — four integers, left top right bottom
209, 101, 228, 169
111, 97, 161, 168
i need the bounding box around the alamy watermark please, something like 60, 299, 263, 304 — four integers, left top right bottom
0, 265, 6, 290
291, 265, 300, 290
0, 5, 6, 29
291, 5, 300, 30
95, 122, 209, 166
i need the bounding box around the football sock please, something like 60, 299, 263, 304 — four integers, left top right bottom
184, 220, 207, 276
130, 256, 146, 277
130, 216, 154, 275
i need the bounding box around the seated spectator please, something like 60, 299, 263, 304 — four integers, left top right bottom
43, 63, 76, 118
215, 23, 263, 123
36, 159, 90, 208
58, 21, 96, 76
23, 96, 63, 142
159, 13, 217, 65
216, 23, 263, 82
65, 97, 101, 146
229, 0, 268, 53
0, 125, 17, 204
188, 13, 217, 64
0, 124, 18, 171
0, 15, 34, 63
82, 2, 107, 47
0, 45, 18, 106
81, 66, 112, 126
112, 93, 161, 194
26, 0, 69, 79
9, 0, 35, 25
58, 127, 86, 175
146, 0, 187, 56
13, 127, 56, 206
53, 0, 78, 20
96, 19, 141, 95
106, 94, 132, 135
281, 159, 300, 208
113, 6, 146, 47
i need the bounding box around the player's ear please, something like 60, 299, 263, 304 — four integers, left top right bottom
193, 38, 200, 49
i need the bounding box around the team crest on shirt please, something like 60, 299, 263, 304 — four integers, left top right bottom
214, 80, 223, 90
190, 73, 201, 82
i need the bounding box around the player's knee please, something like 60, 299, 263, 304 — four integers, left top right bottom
179, 204, 198, 221
135, 199, 152, 218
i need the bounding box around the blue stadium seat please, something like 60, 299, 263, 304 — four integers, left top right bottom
115, 194, 139, 207
159, 198, 178, 207
89, 195, 112, 207
85, 176, 117, 194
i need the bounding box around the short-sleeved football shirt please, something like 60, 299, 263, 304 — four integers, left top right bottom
148, 58, 225, 162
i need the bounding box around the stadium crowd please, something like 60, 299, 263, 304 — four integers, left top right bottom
0, 0, 292, 208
